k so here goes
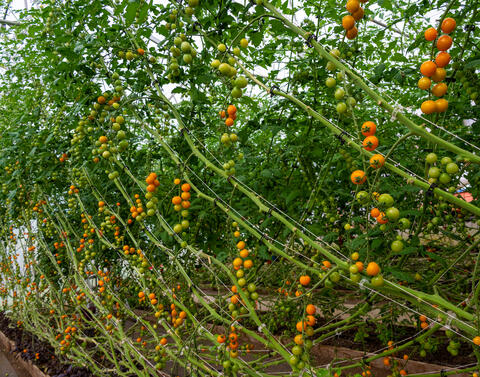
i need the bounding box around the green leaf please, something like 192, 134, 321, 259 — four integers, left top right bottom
378, 0, 393, 10
371, 238, 385, 251
386, 267, 414, 283
261, 169, 273, 178
315, 369, 331, 377
125, 2, 140, 26
250, 31, 264, 47
285, 190, 301, 205
465, 59, 480, 69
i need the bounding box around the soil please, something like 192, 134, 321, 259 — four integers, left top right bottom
0, 312, 93, 377
0, 309, 476, 377
0, 348, 28, 377
319, 320, 476, 368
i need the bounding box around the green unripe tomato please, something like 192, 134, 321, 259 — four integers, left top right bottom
223, 360, 231, 369
183, 54, 192, 64
180, 41, 191, 53
378, 193, 394, 207
291, 345, 303, 356
330, 271, 341, 283
346, 96, 357, 107
391, 240, 404, 252
231, 87, 242, 98
334, 88, 345, 100
218, 63, 231, 75
356, 190, 369, 204
371, 275, 384, 287
304, 339, 313, 350
174, 37, 182, 46
398, 217, 411, 230
445, 162, 459, 174
234, 76, 248, 88
385, 207, 400, 221
221, 133, 230, 144
425, 153, 437, 164
350, 273, 361, 283
325, 77, 336, 88
330, 48, 341, 58
336, 102, 347, 114
326, 61, 336, 71
439, 173, 451, 184
440, 156, 452, 165
428, 167, 441, 178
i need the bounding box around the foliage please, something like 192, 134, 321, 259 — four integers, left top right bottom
0, 0, 480, 376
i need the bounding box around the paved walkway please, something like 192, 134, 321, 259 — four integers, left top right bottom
0, 349, 30, 377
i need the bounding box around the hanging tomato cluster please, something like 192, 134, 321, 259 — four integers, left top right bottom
341, 0, 368, 40
290, 305, 316, 370
220, 104, 239, 149
171, 179, 191, 234
350, 120, 382, 185
419, 18, 456, 114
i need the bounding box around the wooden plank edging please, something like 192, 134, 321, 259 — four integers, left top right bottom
0, 329, 50, 377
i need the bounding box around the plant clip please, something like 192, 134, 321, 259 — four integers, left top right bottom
365, 291, 374, 304
258, 18, 265, 29
361, 355, 370, 366
268, 206, 274, 215
269, 84, 280, 97
336, 130, 347, 145
426, 182, 437, 197
390, 102, 403, 121
305, 33, 317, 47
192, 21, 201, 32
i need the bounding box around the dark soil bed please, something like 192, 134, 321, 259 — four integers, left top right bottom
1, 310, 476, 377
0, 312, 93, 377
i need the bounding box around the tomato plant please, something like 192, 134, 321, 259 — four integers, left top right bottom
0, 0, 480, 376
